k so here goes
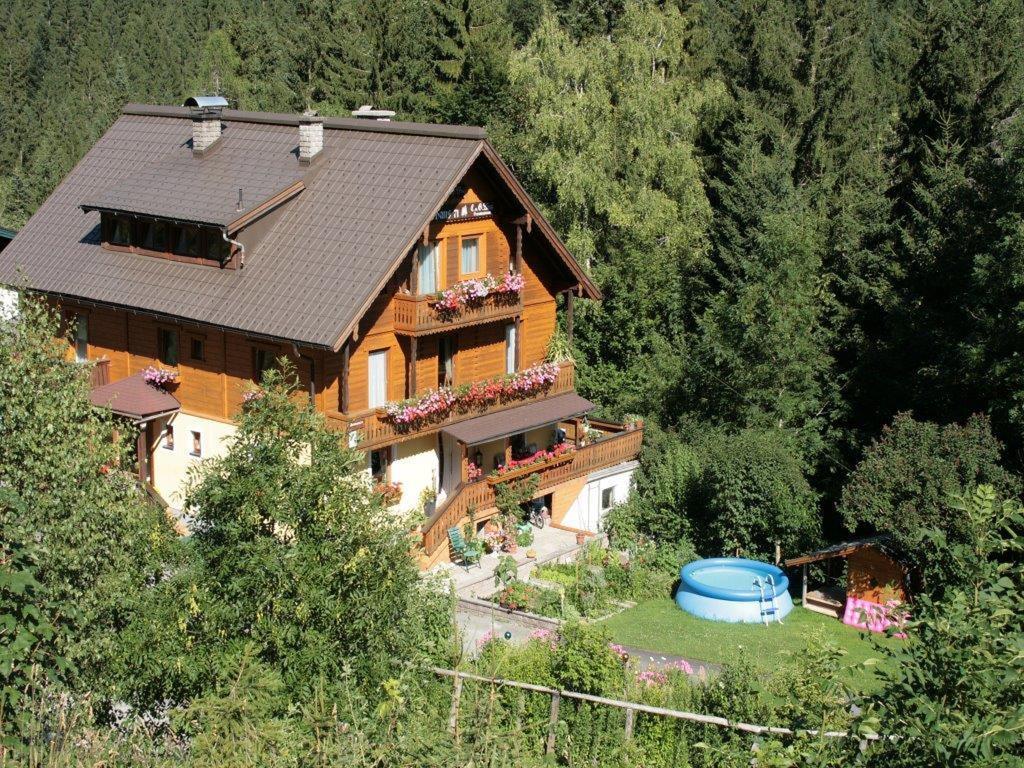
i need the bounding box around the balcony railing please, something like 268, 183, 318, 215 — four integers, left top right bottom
393, 292, 523, 336
88, 358, 111, 388
421, 423, 644, 555
327, 361, 576, 451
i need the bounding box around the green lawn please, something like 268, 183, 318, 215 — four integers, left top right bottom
601, 598, 900, 690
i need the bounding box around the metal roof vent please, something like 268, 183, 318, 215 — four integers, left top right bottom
351, 104, 396, 122
184, 95, 228, 155
184, 95, 229, 110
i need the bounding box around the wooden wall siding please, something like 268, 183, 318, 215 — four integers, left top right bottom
520, 302, 556, 367
58, 299, 328, 423
62, 160, 583, 427
847, 548, 908, 604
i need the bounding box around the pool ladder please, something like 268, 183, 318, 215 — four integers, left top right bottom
754, 576, 783, 627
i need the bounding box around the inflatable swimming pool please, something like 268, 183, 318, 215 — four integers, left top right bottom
676, 558, 794, 623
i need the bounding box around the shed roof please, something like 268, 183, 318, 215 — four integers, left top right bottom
0, 105, 597, 350
783, 535, 897, 568
441, 392, 594, 445
89, 372, 181, 421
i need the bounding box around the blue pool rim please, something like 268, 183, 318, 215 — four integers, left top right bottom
676, 558, 794, 622
680, 558, 790, 601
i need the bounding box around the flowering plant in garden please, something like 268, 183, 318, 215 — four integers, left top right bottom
431, 271, 524, 316
491, 442, 574, 478
381, 362, 561, 428
636, 659, 692, 687
373, 481, 403, 505
496, 581, 536, 611
528, 628, 559, 649
142, 365, 178, 389
241, 388, 264, 405
609, 642, 631, 663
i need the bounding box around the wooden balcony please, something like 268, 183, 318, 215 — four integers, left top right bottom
420, 422, 644, 555
393, 292, 522, 336
327, 361, 576, 451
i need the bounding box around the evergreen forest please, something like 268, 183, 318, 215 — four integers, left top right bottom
2, 0, 1024, 765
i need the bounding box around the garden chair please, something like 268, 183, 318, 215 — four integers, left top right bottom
448, 526, 482, 570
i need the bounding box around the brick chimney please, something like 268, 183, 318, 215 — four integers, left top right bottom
299, 109, 323, 164
184, 96, 228, 156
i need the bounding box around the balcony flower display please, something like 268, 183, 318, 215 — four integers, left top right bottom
467, 462, 483, 481
381, 361, 561, 428
431, 271, 524, 317
491, 441, 574, 479
142, 365, 178, 389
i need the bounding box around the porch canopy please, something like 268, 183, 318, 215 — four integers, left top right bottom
89, 372, 181, 423
442, 392, 594, 446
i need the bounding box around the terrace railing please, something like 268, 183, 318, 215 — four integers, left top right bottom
421, 423, 643, 556
328, 361, 576, 451
393, 292, 523, 336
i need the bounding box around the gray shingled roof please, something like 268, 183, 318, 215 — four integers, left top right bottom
89, 372, 181, 420
79, 121, 305, 228
0, 107, 484, 349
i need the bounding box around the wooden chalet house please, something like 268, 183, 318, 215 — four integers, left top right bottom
0, 98, 642, 566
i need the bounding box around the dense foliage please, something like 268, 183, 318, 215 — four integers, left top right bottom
112, 365, 454, 707
859, 486, 1024, 765
0, 299, 178, 695
839, 412, 1018, 589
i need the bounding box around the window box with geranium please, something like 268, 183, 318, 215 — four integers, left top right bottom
142, 365, 178, 390
431, 272, 523, 318
488, 442, 575, 484
380, 362, 560, 429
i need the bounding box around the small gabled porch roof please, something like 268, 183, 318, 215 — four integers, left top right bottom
441, 392, 594, 446
89, 372, 181, 423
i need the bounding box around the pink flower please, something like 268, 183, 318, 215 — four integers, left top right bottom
142, 366, 178, 388
529, 628, 558, 649
477, 630, 498, 648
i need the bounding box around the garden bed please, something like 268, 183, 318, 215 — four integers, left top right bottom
485, 541, 670, 620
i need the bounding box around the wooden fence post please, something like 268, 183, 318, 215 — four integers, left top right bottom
546, 691, 561, 754
624, 707, 635, 741
448, 675, 462, 743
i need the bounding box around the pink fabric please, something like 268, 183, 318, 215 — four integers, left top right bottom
843, 597, 907, 638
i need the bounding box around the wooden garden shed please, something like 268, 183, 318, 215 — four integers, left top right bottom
784, 536, 910, 621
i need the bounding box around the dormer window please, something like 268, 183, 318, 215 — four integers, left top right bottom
100, 213, 238, 268
140, 220, 167, 251
110, 217, 132, 246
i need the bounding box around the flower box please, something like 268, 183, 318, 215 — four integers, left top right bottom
380, 362, 560, 429
430, 272, 524, 318
487, 449, 575, 485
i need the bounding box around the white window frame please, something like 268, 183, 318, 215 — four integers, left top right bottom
460, 236, 481, 276
368, 349, 388, 408
73, 314, 88, 362
417, 241, 439, 295
505, 323, 517, 374
189, 429, 203, 459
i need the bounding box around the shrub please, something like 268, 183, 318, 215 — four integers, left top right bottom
553, 622, 625, 696
688, 429, 820, 559
495, 580, 537, 612
839, 413, 1020, 587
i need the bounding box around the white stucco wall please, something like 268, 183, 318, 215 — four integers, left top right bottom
561, 460, 638, 533
150, 411, 236, 509
389, 434, 440, 515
